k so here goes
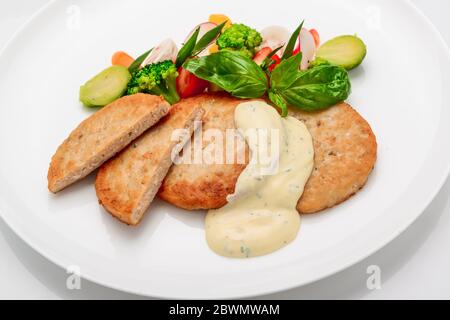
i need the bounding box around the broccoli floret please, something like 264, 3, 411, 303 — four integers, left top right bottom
127, 60, 180, 105
216, 23, 262, 58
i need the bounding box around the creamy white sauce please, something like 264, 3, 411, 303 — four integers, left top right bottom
205, 101, 314, 258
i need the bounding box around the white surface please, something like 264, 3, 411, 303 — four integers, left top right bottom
0, 0, 449, 300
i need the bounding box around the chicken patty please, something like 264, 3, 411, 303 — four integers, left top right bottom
159, 96, 377, 214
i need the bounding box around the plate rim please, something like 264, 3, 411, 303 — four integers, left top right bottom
0, 0, 450, 299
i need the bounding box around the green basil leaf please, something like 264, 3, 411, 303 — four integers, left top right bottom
268, 90, 288, 117
281, 20, 304, 60
183, 50, 268, 98
193, 21, 227, 55
128, 48, 153, 74
176, 27, 200, 68
270, 53, 302, 89
278, 64, 351, 111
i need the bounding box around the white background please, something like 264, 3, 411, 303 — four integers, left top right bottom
0, 0, 449, 299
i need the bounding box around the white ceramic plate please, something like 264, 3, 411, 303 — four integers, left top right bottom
0, 0, 449, 299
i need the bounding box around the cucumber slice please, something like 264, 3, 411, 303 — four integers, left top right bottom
79, 65, 131, 107
316, 35, 367, 70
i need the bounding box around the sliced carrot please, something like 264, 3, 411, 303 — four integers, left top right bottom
209, 14, 232, 29
209, 44, 220, 54
208, 14, 231, 54
111, 51, 135, 68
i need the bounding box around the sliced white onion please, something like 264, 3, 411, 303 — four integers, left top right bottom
299, 28, 317, 70
141, 38, 178, 66
184, 22, 218, 56
260, 25, 290, 56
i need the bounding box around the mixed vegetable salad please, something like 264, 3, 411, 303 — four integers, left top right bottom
79, 14, 367, 116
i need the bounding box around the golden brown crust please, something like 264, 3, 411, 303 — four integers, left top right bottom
289, 102, 377, 213
158, 94, 249, 210
95, 97, 205, 225
48, 94, 169, 193
159, 97, 377, 214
